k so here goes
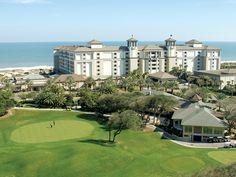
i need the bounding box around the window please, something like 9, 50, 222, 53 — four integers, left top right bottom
97, 73, 100, 76
83, 54, 86, 56
114, 61, 117, 63
97, 69, 100, 72
114, 68, 117, 71
114, 56, 117, 59
203, 127, 212, 134
97, 53, 100, 55
194, 127, 202, 134
114, 72, 117, 75
185, 126, 192, 133
214, 128, 223, 135
114, 65, 117, 67
97, 61, 100, 63
97, 65, 100, 68
114, 53, 117, 55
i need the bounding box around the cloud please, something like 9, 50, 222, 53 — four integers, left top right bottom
0, 0, 52, 4
15, 0, 52, 4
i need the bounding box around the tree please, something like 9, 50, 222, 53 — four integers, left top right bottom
84, 77, 96, 90
25, 79, 33, 91
107, 110, 142, 142
65, 94, 74, 109
96, 94, 129, 114
78, 89, 99, 111
35, 80, 65, 108
215, 93, 226, 111
0, 84, 15, 116
119, 76, 136, 92
129, 96, 152, 119
222, 97, 236, 134
98, 77, 117, 94
148, 95, 178, 124
65, 76, 76, 93
166, 81, 179, 94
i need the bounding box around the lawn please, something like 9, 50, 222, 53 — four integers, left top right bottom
0, 109, 235, 177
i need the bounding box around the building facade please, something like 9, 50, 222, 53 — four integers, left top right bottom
194, 69, 236, 89
54, 36, 221, 79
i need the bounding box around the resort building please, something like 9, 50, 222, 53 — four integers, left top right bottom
54, 36, 221, 79
148, 71, 177, 83
172, 102, 226, 142
194, 69, 236, 89
15, 73, 48, 91
54, 74, 87, 90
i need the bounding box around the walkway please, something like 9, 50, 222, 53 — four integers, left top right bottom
13, 107, 112, 117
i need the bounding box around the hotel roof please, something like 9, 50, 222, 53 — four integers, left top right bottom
195, 69, 236, 76
127, 37, 138, 42
176, 45, 220, 50
88, 39, 103, 45
186, 39, 202, 44
148, 71, 177, 80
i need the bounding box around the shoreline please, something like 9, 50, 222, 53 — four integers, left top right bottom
221, 60, 236, 63
0, 65, 53, 72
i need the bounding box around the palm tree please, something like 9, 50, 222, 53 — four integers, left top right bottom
196, 78, 204, 87
84, 77, 96, 90
65, 76, 76, 93
25, 79, 33, 92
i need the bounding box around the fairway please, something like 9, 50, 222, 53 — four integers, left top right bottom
208, 151, 236, 165
0, 109, 236, 177
11, 120, 94, 143
161, 156, 205, 175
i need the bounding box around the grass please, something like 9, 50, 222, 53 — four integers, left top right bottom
0, 109, 235, 177
11, 120, 94, 143
208, 151, 236, 165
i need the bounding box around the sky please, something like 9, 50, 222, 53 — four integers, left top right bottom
0, 0, 236, 42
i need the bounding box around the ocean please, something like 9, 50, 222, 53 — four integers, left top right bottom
0, 41, 235, 69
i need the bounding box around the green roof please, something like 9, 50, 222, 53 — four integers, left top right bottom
23, 73, 45, 80
172, 103, 226, 128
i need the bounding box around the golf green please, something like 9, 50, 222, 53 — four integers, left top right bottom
208, 151, 236, 165
11, 120, 94, 143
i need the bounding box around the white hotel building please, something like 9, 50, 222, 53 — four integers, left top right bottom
54, 36, 221, 79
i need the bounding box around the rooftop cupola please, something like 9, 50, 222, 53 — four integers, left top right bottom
127, 35, 138, 47
88, 39, 103, 49
165, 35, 176, 47
185, 39, 203, 47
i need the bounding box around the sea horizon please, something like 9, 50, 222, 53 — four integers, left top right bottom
0, 41, 236, 69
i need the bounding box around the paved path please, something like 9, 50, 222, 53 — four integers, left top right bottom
13, 107, 97, 115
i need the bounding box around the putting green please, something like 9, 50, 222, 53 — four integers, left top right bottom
11, 120, 94, 143
208, 151, 236, 165
161, 156, 205, 174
